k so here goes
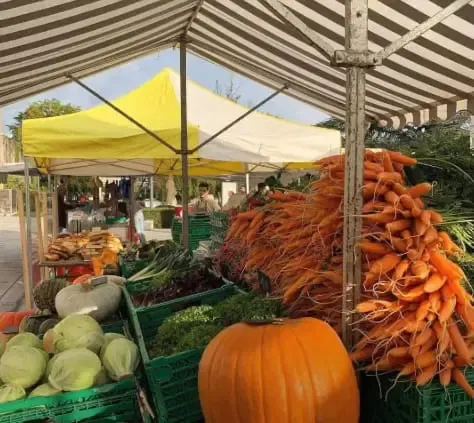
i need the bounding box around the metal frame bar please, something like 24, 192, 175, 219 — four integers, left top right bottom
341, 0, 368, 350
190, 84, 288, 153
182, 0, 205, 41
180, 40, 190, 250
259, 0, 335, 60
375, 0, 472, 61
66, 74, 178, 154
23, 156, 34, 306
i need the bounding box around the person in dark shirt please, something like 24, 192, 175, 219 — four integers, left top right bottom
57, 179, 68, 231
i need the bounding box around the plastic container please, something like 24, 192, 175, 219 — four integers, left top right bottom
0, 320, 149, 423
362, 370, 474, 423
124, 285, 237, 423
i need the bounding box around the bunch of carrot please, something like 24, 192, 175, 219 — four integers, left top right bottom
223, 150, 474, 395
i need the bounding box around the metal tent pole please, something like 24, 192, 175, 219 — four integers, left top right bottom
149, 176, 154, 207
341, 0, 368, 349
180, 40, 190, 250
24, 158, 34, 305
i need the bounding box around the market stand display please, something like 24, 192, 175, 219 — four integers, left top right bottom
0, 276, 152, 423
221, 150, 474, 421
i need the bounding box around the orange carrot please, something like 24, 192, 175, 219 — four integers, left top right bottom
433, 321, 451, 354
416, 300, 431, 321
382, 152, 395, 172
384, 191, 400, 205
399, 361, 416, 376
388, 151, 417, 166
408, 183, 432, 198
430, 210, 444, 225
452, 369, 474, 399
399, 194, 415, 210
430, 251, 465, 280
439, 296, 457, 323
411, 205, 422, 218
378, 172, 402, 184
386, 219, 412, 234
411, 261, 430, 279
420, 210, 432, 226
415, 219, 429, 236
415, 350, 437, 369
424, 273, 446, 293
350, 346, 375, 362
440, 367, 452, 386
423, 226, 438, 245
413, 328, 434, 347
416, 363, 437, 386
359, 240, 391, 255
393, 183, 408, 196
387, 346, 410, 358
394, 259, 410, 281
237, 210, 260, 221
447, 319, 470, 364
249, 211, 265, 229
369, 253, 401, 275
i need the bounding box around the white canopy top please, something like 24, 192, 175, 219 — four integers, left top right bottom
0, 1, 472, 127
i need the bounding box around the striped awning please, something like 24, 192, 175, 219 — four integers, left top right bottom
1, 0, 472, 127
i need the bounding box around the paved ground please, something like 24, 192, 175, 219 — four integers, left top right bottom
0, 215, 38, 311
0, 214, 171, 311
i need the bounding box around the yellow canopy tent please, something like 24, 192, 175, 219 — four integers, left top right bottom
23, 69, 341, 177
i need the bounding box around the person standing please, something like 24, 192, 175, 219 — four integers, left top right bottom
57, 179, 68, 231
190, 182, 221, 213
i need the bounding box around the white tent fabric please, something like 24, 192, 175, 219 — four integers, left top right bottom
0, 0, 472, 127
24, 69, 341, 176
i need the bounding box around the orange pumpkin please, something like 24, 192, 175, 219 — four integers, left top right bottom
199, 318, 360, 423
72, 274, 92, 286
0, 311, 35, 332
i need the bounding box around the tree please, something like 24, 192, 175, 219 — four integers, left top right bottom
215, 76, 241, 103
315, 117, 345, 132
8, 99, 81, 160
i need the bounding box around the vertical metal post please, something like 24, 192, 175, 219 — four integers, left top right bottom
342, 0, 368, 349
24, 158, 34, 300
47, 175, 51, 192
180, 40, 190, 250
245, 173, 250, 193
149, 176, 154, 207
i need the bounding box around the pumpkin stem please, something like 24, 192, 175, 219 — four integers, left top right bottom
244, 318, 286, 326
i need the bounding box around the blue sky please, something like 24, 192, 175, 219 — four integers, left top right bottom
1, 49, 328, 134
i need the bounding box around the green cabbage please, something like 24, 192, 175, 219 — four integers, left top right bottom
7, 333, 42, 350
48, 348, 101, 391
0, 346, 48, 388
44, 314, 104, 354
100, 333, 125, 359
102, 338, 139, 381
29, 383, 61, 398
0, 384, 26, 403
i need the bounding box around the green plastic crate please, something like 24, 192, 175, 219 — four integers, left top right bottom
0, 380, 143, 423
124, 285, 238, 423
362, 370, 474, 423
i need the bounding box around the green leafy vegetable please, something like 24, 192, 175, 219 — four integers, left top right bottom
0, 346, 48, 388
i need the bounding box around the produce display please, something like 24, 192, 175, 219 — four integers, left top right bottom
126, 241, 226, 308
44, 231, 123, 262
223, 151, 474, 396
33, 276, 124, 322
120, 240, 166, 263
0, 314, 139, 404
149, 293, 285, 357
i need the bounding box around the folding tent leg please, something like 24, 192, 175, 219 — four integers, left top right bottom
180, 40, 190, 250
341, 0, 368, 350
